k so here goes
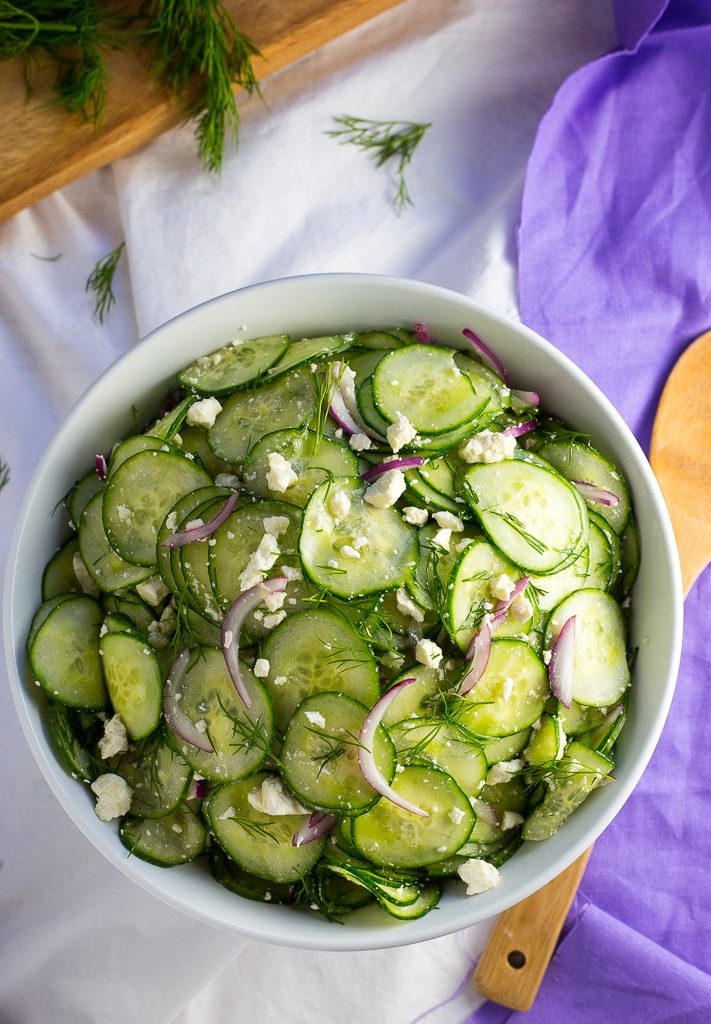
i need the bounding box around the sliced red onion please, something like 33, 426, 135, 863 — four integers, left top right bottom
362, 457, 425, 482
462, 328, 508, 383
460, 622, 491, 694
162, 492, 239, 547
163, 648, 214, 752
415, 321, 435, 344
571, 480, 620, 507
95, 454, 107, 481
192, 778, 209, 800
292, 811, 338, 847
549, 615, 576, 709
511, 389, 540, 407
358, 678, 428, 817
489, 576, 530, 630
503, 419, 538, 438
328, 392, 362, 437
335, 379, 385, 443
222, 577, 287, 708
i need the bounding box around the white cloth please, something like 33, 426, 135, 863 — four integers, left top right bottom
0, 1, 615, 1021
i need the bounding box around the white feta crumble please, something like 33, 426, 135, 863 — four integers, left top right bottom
259, 585, 286, 613
457, 858, 501, 896
490, 573, 516, 601
262, 515, 290, 538
432, 527, 452, 551
402, 506, 428, 526
239, 533, 280, 591
415, 638, 443, 670
214, 473, 241, 489
386, 411, 418, 453
99, 623, 108, 638
98, 715, 129, 759
273, 675, 288, 687
352, 536, 368, 551
195, 719, 208, 734
253, 658, 270, 678
304, 710, 326, 729
542, 649, 552, 666
557, 725, 567, 760
165, 510, 178, 531
328, 489, 351, 519
263, 611, 287, 630
217, 806, 236, 821
266, 452, 298, 493
279, 564, 303, 582
171, 823, 183, 834
501, 811, 525, 831
91, 774, 133, 822
433, 511, 464, 532
72, 552, 100, 596
510, 593, 533, 623
185, 518, 204, 531
247, 776, 308, 815
395, 588, 424, 623
501, 676, 515, 701
459, 430, 516, 464
349, 432, 372, 452
364, 469, 406, 509
449, 807, 466, 825
116, 504, 133, 522
223, 630, 233, 649
486, 758, 524, 786
327, 558, 339, 569
186, 396, 222, 429
340, 545, 361, 560
136, 576, 169, 607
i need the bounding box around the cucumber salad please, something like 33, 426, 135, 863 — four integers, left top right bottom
27, 322, 639, 922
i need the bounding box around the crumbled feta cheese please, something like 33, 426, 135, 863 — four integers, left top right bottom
99, 623, 108, 638
98, 715, 129, 759
304, 710, 326, 729
266, 452, 298, 493
340, 545, 361, 559
449, 807, 466, 825
510, 593, 533, 623
279, 564, 303, 582
415, 638, 443, 669
349, 432, 372, 452
352, 536, 368, 551
486, 758, 524, 785
223, 629, 233, 649
457, 858, 501, 895
557, 725, 567, 760
247, 776, 308, 815
327, 558, 339, 569
328, 489, 351, 519
501, 811, 525, 831
171, 823, 183, 834
542, 649, 552, 666
364, 469, 406, 509
214, 472, 240, 489
491, 573, 516, 601
195, 719, 208, 734
217, 806, 236, 821
386, 411, 417, 453
432, 527, 452, 551
116, 504, 133, 522
396, 588, 424, 623
402, 506, 428, 526
186, 397, 222, 429
459, 430, 516, 464
501, 676, 515, 701
433, 511, 464, 532
136, 576, 169, 607
91, 774, 132, 821
253, 658, 270, 678
185, 518, 204, 531
259, 585, 286, 613
239, 533, 280, 591
72, 552, 100, 596
273, 675, 288, 687
262, 515, 290, 538
263, 611, 287, 629
165, 510, 178, 531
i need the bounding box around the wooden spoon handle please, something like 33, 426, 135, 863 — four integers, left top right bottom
473, 848, 592, 1011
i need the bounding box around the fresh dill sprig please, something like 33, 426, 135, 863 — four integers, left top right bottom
0, 458, 9, 496
327, 115, 430, 213
225, 812, 279, 843
143, 0, 262, 174
85, 240, 125, 323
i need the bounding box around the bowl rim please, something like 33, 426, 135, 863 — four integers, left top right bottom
3, 272, 684, 950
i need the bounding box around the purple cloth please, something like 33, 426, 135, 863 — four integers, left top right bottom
472, 1, 711, 1019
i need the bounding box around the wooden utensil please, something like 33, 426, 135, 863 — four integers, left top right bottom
473, 328, 711, 1011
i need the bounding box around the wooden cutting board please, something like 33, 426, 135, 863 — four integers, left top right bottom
0, 0, 405, 223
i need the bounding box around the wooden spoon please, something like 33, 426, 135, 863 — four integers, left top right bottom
473, 328, 711, 1011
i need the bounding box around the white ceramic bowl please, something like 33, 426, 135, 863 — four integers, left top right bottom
4, 273, 683, 950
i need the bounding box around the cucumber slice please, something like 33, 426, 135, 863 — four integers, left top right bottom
47, 701, 100, 782
463, 458, 588, 574
243, 428, 359, 507
280, 692, 396, 815
102, 593, 156, 637
119, 803, 206, 866
556, 701, 608, 736
618, 516, 640, 598
100, 631, 163, 740
178, 425, 234, 477
379, 664, 455, 726
389, 718, 488, 797
156, 484, 228, 599
351, 765, 475, 868
110, 733, 192, 818
588, 510, 622, 591
146, 395, 194, 441
357, 330, 406, 350
28, 594, 106, 709
378, 881, 441, 920
79, 492, 154, 592
42, 537, 81, 599
405, 469, 465, 514
206, 773, 326, 883
179, 335, 291, 395
208, 367, 317, 465
299, 476, 418, 599
372, 346, 481, 434
545, 589, 630, 707
356, 376, 390, 436
482, 728, 531, 766
108, 434, 168, 477
103, 449, 211, 566
166, 648, 274, 782
524, 714, 565, 766
522, 741, 613, 840
259, 608, 379, 734
458, 638, 549, 737
537, 439, 630, 535
208, 845, 294, 904
264, 334, 356, 380
452, 351, 505, 420
67, 469, 103, 528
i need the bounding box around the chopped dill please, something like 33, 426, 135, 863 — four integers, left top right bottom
85, 240, 125, 323
0, 458, 9, 496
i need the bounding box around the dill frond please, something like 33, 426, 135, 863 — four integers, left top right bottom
85, 241, 125, 323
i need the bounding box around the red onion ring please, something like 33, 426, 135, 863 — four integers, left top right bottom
362, 457, 425, 482
511, 389, 540, 407
292, 811, 338, 847
162, 492, 239, 548
222, 577, 287, 708
462, 328, 508, 383
460, 622, 492, 694
415, 321, 435, 344
163, 649, 214, 752
503, 419, 538, 438
95, 455, 107, 481
191, 778, 209, 800
571, 480, 620, 507
335, 378, 385, 443
489, 576, 530, 630
549, 615, 576, 708
329, 392, 362, 437
358, 678, 428, 817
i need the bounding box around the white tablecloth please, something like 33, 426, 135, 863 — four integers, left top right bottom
0, 2, 616, 1021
